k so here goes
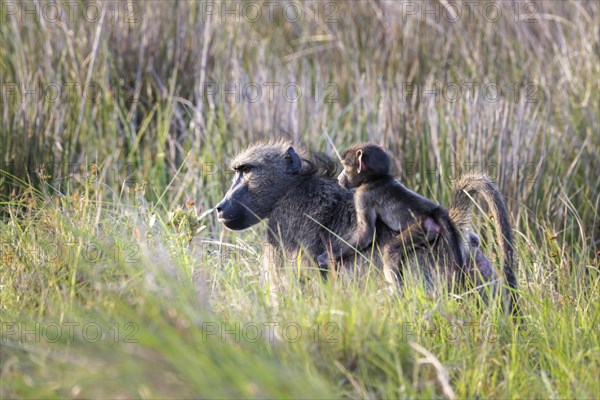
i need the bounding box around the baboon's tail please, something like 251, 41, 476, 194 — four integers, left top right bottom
449, 172, 518, 315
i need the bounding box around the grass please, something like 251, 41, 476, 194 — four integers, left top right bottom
1, 1, 599, 398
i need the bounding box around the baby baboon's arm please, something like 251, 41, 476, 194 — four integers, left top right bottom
351, 192, 380, 249
317, 211, 441, 269
317, 202, 377, 268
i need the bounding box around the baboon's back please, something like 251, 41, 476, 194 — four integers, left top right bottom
268, 174, 355, 258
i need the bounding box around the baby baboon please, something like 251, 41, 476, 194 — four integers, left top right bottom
317, 144, 467, 286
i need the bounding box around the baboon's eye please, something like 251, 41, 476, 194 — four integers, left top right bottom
235, 164, 253, 174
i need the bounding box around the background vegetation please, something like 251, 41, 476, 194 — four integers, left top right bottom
1, 1, 598, 398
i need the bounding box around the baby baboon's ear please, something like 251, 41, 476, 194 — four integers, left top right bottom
286, 147, 302, 174
356, 149, 364, 174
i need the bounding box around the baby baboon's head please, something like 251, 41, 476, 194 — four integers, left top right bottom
215, 141, 304, 230
338, 143, 391, 189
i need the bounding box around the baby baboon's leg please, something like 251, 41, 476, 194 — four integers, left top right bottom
396, 217, 441, 252
382, 217, 441, 287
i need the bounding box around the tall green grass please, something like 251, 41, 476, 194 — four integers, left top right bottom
1, 1, 599, 398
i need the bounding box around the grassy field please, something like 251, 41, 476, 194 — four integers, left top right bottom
1, 1, 599, 398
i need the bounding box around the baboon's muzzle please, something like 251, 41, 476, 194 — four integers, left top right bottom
215, 197, 259, 231
338, 171, 351, 188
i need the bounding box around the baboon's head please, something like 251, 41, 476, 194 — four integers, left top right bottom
215, 141, 305, 230
338, 143, 391, 189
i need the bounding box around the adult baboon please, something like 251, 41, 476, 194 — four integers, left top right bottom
215, 140, 395, 281
216, 141, 517, 313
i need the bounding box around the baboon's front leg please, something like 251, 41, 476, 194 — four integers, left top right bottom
261, 243, 287, 307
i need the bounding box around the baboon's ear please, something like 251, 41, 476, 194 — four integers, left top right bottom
357, 149, 364, 174
286, 147, 302, 174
